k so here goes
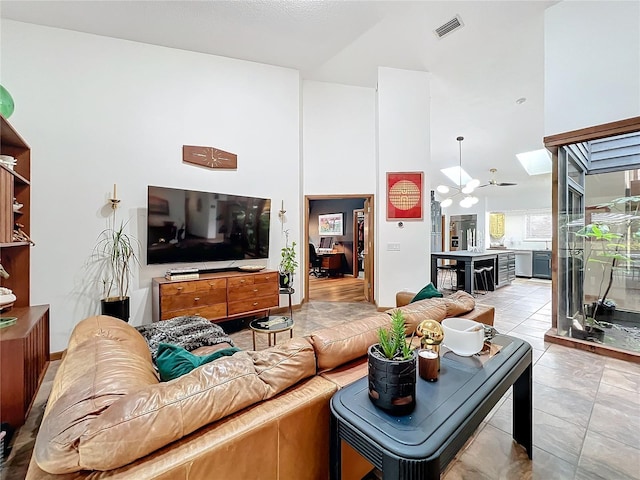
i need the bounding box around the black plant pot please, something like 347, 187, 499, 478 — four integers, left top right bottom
100, 297, 130, 322
592, 301, 616, 322
367, 345, 417, 416
279, 273, 292, 289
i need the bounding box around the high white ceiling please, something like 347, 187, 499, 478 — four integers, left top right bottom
1, 0, 556, 194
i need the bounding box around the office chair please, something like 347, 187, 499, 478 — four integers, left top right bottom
309, 243, 323, 277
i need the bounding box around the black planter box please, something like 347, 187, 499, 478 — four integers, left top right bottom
367, 345, 417, 416
101, 297, 130, 322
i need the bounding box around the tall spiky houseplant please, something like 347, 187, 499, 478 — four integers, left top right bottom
376, 309, 415, 360
93, 212, 140, 322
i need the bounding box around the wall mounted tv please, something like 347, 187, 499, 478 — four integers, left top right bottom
147, 186, 271, 265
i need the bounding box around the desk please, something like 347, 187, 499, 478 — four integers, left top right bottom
431, 251, 500, 295
319, 253, 345, 276
330, 335, 532, 479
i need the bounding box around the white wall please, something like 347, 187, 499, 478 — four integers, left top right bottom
2, 20, 301, 351
376, 68, 431, 307
544, 1, 640, 135
302, 80, 376, 195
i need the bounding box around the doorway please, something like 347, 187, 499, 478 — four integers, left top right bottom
305, 195, 375, 304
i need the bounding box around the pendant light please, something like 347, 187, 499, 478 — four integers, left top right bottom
438, 136, 479, 208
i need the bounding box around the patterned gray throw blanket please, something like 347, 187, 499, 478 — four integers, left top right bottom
136, 315, 235, 362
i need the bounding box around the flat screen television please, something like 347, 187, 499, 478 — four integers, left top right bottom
147, 186, 271, 265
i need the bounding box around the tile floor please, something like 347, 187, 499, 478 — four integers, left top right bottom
5, 278, 640, 479
229, 277, 640, 479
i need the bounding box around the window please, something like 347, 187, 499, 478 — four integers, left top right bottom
526, 212, 552, 240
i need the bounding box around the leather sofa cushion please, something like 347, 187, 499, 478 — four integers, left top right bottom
457, 303, 495, 326
386, 299, 448, 334
396, 290, 415, 307
309, 314, 389, 372
396, 291, 494, 327
445, 290, 476, 317
389, 291, 478, 333
320, 357, 368, 388
35, 313, 316, 474
77, 337, 316, 471
35, 316, 159, 474
311, 294, 475, 372
27, 375, 337, 480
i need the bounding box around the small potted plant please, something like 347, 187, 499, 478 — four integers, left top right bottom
93, 218, 140, 322
368, 309, 417, 415
278, 230, 298, 288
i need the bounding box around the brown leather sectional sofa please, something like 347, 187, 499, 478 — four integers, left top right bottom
27, 291, 494, 480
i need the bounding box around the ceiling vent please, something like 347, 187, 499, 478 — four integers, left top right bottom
434, 15, 464, 39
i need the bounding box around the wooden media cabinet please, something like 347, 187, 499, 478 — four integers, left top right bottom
152, 269, 280, 323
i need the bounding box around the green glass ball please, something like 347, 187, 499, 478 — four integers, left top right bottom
0, 85, 15, 118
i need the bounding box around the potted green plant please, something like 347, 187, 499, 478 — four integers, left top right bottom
572, 195, 640, 338
368, 309, 417, 415
93, 218, 140, 322
278, 230, 298, 288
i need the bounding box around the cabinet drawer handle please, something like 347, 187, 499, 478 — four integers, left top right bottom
253, 302, 258, 306
240, 279, 246, 283
253, 288, 258, 292
177, 287, 183, 291
194, 297, 200, 302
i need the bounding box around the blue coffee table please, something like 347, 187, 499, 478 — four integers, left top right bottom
330, 335, 532, 479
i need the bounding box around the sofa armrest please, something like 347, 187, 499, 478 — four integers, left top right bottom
396, 291, 415, 307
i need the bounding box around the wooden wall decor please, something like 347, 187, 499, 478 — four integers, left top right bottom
183, 145, 237, 170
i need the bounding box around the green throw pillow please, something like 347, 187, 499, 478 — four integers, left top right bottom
410, 282, 443, 303
156, 343, 241, 382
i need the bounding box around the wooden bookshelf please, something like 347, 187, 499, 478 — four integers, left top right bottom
1, 116, 50, 429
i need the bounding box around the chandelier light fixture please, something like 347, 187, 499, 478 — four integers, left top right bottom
437, 136, 479, 208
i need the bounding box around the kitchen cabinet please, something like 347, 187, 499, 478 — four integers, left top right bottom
514, 250, 533, 277
532, 251, 552, 279
496, 252, 516, 287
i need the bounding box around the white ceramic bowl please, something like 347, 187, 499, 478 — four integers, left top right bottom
441, 318, 484, 356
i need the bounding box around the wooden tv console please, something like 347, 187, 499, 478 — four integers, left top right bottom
152, 269, 279, 323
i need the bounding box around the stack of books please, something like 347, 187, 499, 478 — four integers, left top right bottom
165, 267, 200, 281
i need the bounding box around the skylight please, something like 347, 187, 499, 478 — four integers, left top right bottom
441, 166, 472, 186
516, 149, 552, 175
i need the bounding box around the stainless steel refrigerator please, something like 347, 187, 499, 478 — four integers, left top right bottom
449, 214, 477, 251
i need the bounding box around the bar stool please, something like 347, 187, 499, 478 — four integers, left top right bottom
483, 266, 494, 292
474, 266, 494, 295
473, 267, 486, 295
437, 265, 457, 291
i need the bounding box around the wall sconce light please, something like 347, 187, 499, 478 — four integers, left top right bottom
278, 200, 286, 231
110, 183, 120, 210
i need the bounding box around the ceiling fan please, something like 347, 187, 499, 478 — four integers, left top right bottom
479, 168, 517, 188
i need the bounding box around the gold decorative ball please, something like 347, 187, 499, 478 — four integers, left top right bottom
416, 319, 444, 345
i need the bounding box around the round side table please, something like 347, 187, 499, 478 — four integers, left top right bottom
249, 316, 294, 350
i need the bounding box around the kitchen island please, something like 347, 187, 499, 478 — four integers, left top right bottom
431, 250, 515, 294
